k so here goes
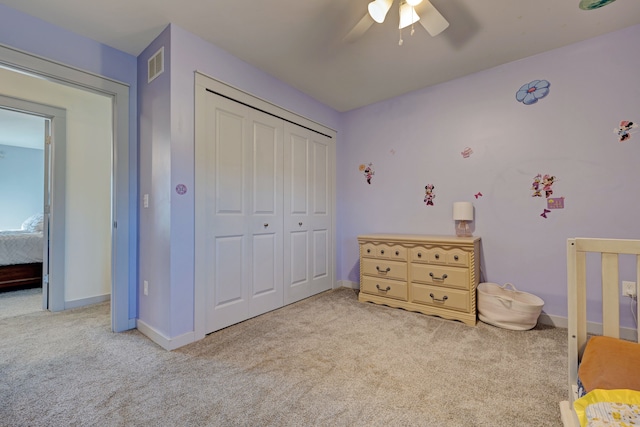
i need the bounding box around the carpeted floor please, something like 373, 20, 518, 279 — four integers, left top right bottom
0, 287, 42, 320
0, 288, 567, 426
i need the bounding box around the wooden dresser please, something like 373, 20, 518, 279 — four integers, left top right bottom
358, 234, 481, 326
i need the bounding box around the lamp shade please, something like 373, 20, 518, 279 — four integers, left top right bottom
368, 0, 393, 23
406, 0, 423, 5
399, 3, 420, 29
453, 202, 474, 221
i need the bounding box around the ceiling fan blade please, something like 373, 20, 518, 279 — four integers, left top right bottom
342, 13, 375, 43
416, 0, 449, 37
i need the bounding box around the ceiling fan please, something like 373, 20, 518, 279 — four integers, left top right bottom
343, 0, 449, 45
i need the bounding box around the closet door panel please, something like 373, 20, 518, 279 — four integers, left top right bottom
289, 231, 309, 286
204, 96, 251, 332
248, 111, 283, 317
284, 123, 332, 304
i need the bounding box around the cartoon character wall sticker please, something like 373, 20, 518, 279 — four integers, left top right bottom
531, 173, 563, 218
615, 120, 638, 142
359, 163, 375, 184
424, 184, 435, 206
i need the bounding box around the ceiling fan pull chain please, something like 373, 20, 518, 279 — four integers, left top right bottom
411, 6, 416, 35
398, 1, 404, 45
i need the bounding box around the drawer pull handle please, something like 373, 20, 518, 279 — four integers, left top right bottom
417, 253, 422, 258
381, 250, 385, 255
264, 223, 269, 227
454, 255, 459, 261
395, 251, 399, 256
435, 254, 440, 260
376, 284, 391, 292
376, 266, 391, 273
429, 272, 448, 281
429, 293, 449, 303
367, 249, 371, 253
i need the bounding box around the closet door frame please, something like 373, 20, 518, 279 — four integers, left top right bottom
194, 72, 336, 341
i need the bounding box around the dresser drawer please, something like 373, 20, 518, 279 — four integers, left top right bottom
362, 258, 407, 281
410, 264, 468, 290
410, 284, 470, 312
361, 276, 408, 301
411, 247, 468, 267
361, 243, 407, 261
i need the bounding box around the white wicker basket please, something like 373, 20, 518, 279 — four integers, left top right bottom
477, 282, 544, 330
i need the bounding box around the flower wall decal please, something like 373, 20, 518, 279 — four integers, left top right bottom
516, 80, 550, 105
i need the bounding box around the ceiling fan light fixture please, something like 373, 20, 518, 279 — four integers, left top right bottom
419, 0, 450, 36
368, 0, 393, 23
399, 3, 420, 29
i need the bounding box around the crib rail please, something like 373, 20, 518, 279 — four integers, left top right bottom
566, 238, 640, 403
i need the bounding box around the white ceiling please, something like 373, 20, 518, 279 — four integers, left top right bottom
0, 0, 639, 112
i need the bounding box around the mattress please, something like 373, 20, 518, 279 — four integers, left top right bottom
0, 230, 44, 266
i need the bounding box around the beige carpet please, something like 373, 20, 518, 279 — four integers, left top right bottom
0, 288, 567, 426
0, 287, 42, 320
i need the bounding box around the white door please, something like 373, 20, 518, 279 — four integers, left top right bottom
283, 122, 332, 304
202, 93, 284, 334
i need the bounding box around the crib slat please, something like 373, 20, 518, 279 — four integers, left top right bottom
601, 253, 620, 339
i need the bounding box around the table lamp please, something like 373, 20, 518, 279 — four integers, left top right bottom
453, 202, 473, 237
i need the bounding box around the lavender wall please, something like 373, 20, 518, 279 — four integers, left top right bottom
137, 27, 172, 336
338, 24, 640, 327
136, 24, 341, 340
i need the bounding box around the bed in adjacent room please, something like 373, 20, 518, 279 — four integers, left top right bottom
0, 213, 44, 290
560, 238, 640, 427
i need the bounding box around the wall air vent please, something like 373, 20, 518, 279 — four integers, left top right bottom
147, 47, 164, 83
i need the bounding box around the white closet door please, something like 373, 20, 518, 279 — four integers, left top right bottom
203, 93, 284, 334
283, 122, 332, 304
248, 110, 284, 317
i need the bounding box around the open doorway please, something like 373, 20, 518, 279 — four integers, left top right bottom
0, 43, 133, 332
0, 107, 46, 315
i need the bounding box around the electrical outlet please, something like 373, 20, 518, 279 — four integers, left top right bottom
622, 281, 637, 298
143, 280, 149, 296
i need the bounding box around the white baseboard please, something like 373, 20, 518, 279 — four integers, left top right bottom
136, 319, 195, 350
338, 280, 359, 289
65, 293, 110, 310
